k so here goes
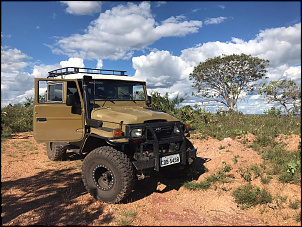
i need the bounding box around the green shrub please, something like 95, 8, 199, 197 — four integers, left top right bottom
183, 162, 233, 190
289, 199, 301, 210
296, 211, 301, 222
259, 145, 301, 185
182, 180, 211, 190
232, 184, 272, 208
1, 98, 33, 139
260, 175, 272, 184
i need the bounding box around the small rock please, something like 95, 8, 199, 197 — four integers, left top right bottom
268, 203, 278, 209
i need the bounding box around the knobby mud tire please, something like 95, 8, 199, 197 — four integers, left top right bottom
46, 142, 67, 161
81, 146, 135, 204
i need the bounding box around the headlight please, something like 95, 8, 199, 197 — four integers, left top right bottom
131, 128, 143, 138
173, 126, 181, 134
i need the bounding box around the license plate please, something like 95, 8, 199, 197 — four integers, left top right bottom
160, 154, 180, 167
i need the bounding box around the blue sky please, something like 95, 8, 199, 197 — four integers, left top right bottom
1, 1, 301, 114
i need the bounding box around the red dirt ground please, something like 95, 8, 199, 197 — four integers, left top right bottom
1, 132, 301, 226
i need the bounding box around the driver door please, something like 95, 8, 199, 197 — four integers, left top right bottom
33, 78, 85, 142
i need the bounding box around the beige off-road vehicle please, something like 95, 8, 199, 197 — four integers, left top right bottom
33, 67, 196, 203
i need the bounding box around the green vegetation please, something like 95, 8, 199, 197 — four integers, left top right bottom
259, 144, 301, 185
1, 97, 33, 140
149, 93, 300, 141
289, 199, 301, 210
232, 184, 272, 209
183, 161, 233, 190
118, 210, 137, 226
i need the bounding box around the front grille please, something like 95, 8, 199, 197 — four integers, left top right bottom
147, 125, 173, 140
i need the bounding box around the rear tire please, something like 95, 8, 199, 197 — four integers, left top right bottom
81, 146, 134, 204
46, 142, 67, 161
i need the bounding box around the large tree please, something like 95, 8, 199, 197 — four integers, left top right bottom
258, 79, 301, 115
189, 54, 269, 111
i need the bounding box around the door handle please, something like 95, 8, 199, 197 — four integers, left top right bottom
37, 118, 47, 122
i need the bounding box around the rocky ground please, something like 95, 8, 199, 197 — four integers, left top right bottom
1, 132, 301, 226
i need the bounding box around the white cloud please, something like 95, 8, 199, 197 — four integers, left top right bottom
204, 17, 228, 25
132, 50, 194, 103
181, 23, 301, 68
96, 59, 103, 69
60, 57, 85, 68
155, 1, 167, 7
0, 47, 77, 107
51, 2, 202, 60
1, 33, 11, 38
31, 64, 61, 78
283, 65, 301, 81
132, 23, 301, 113
2, 19, 301, 114
133, 50, 191, 88
1, 70, 35, 107
1, 46, 31, 72
60, 1, 102, 16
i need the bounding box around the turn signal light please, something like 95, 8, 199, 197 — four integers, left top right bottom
185, 124, 190, 130
113, 128, 122, 137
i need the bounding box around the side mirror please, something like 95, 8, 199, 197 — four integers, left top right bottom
66, 94, 75, 106
146, 95, 152, 106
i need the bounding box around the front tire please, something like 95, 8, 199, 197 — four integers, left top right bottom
81, 146, 134, 204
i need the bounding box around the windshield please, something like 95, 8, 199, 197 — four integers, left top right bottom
87, 80, 146, 101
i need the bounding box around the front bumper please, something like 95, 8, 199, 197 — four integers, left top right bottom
130, 122, 197, 171
132, 147, 197, 171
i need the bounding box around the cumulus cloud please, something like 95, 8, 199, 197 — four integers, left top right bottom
282, 65, 301, 81
60, 1, 102, 16
51, 2, 202, 60
132, 23, 301, 112
1, 47, 34, 107
60, 57, 85, 68
132, 50, 194, 101
1, 46, 32, 72
0, 46, 81, 107
181, 23, 301, 68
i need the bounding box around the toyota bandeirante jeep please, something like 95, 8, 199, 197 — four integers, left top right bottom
33, 67, 197, 203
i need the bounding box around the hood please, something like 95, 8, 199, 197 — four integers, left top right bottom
91, 106, 178, 124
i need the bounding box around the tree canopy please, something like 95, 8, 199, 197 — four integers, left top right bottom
258, 79, 301, 115
189, 53, 269, 111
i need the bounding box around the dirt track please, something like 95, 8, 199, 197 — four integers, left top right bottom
1, 132, 301, 226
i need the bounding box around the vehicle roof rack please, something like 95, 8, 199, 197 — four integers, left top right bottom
47, 67, 127, 78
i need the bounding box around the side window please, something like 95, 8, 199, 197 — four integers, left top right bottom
48, 83, 63, 102
38, 81, 63, 103
133, 85, 145, 100
67, 81, 81, 104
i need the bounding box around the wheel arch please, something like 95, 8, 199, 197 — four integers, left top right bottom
80, 133, 123, 154
80, 134, 106, 154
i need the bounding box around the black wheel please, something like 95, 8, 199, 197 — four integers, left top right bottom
46, 142, 67, 161
81, 146, 135, 204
